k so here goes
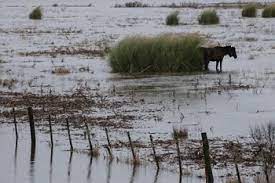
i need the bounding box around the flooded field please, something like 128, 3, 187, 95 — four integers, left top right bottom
0, 0, 275, 182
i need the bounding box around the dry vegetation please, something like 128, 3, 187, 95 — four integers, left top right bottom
52, 67, 71, 75
0, 79, 17, 89
250, 123, 275, 183
172, 127, 188, 140
20, 46, 108, 57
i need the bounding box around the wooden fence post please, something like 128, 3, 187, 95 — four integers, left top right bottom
201, 132, 214, 183
127, 132, 136, 162
84, 121, 93, 155
13, 107, 18, 140
105, 128, 113, 157
150, 135, 159, 170
28, 107, 36, 148
49, 115, 53, 148
175, 137, 183, 177
235, 163, 241, 183
66, 118, 73, 151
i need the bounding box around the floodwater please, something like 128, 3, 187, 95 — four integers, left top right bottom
0, 123, 206, 183
1, 0, 275, 182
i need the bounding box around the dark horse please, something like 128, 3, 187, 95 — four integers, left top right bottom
201, 46, 237, 72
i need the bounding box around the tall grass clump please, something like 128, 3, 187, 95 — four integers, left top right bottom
109, 34, 204, 73
262, 5, 275, 18
198, 10, 219, 25
166, 11, 179, 26
29, 7, 42, 20
125, 1, 148, 7
242, 4, 257, 17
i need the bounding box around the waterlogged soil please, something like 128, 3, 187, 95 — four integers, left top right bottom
1, 0, 275, 182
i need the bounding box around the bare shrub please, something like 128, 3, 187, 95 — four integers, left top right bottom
254, 172, 275, 183
0, 79, 17, 89
172, 127, 188, 140
91, 146, 100, 157
250, 122, 275, 183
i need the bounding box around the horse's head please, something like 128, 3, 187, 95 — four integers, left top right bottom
226, 46, 237, 59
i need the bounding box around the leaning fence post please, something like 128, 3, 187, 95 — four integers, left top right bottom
105, 128, 112, 148
48, 115, 53, 148
127, 132, 136, 162
235, 163, 241, 183
13, 107, 18, 140
66, 118, 73, 151
150, 135, 159, 170
28, 107, 36, 148
201, 132, 214, 183
175, 137, 183, 177
84, 121, 93, 155
105, 128, 113, 158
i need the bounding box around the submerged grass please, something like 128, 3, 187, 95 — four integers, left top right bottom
262, 4, 275, 18
29, 6, 42, 20
242, 4, 257, 17
166, 11, 179, 26
109, 34, 204, 73
198, 10, 219, 25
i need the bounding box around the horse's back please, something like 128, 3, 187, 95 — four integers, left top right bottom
200, 47, 225, 61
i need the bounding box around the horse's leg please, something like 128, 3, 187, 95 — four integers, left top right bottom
216, 61, 219, 72
220, 60, 223, 72
204, 59, 209, 71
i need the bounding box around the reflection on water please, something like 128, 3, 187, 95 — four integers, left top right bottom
14, 140, 18, 183
29, 143, 36, 183
129, 165, 137, 183
87, 155, 93, 181
49, 148, 53, 183
106, 159, 113, 183
153, 169, 159, 183
67, 151, 73, 183
0, 124, 202, 183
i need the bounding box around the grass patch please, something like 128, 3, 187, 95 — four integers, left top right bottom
262, 4, 275, 18
242, 4, 257, 17
125, 1, 148, 7
198, 10, 219, 25
166, 11, 179, 26
29, 6, 42, 20
109, 34, 204, 73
